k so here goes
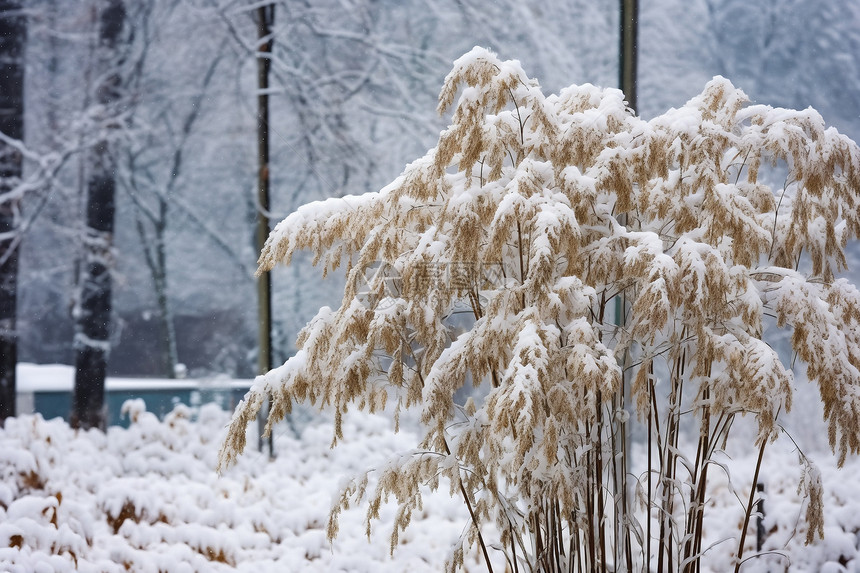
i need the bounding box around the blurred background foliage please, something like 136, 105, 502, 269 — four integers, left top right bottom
9, 0, 860, 379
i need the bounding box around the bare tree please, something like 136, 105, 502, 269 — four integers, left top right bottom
121, 55, 228, 377
72, 0, 126, 430
118, 0, 232, 377
0, 0, 26, 424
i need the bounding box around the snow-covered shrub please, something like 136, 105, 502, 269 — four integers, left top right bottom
1, 401, 472, 572
219, 47, 860, 572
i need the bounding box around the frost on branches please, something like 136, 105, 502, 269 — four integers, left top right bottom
219, 47, 860, 572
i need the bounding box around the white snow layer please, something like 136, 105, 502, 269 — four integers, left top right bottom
0, 401, 478, 572
1, 397, 859, 572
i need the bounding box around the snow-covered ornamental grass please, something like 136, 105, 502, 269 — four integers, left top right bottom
220, 47, 860, 572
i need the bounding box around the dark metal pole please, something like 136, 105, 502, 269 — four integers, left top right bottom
620, 0, 638, 113
617, 1, 637, 569
255, 4, 275, 457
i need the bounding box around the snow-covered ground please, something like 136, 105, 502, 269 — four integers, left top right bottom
0, 396, 490, 573
2, 380, 860, 571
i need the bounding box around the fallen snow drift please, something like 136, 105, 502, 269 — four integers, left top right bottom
0, 400, 858, 571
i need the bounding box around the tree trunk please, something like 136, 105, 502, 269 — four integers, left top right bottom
0, 0, 25, 425
72, 0, 125, 430
153, 219, 178, 377
135, 211, 178, 378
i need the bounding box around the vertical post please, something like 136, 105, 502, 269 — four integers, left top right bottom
620, 0, 638, 114
255, 3, 275, 457
0, 0, 25, 425
617, 1, 637, 569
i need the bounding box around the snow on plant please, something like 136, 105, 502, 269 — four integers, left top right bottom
219, 47, 860, 572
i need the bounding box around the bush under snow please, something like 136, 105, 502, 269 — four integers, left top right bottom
0, 402, 479, 572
